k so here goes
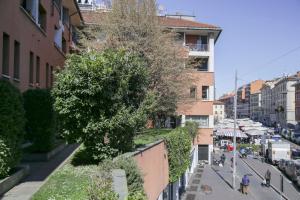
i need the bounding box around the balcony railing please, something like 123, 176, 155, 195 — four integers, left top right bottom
185, 43, 209, 52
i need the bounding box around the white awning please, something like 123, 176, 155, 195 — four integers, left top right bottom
215, 129, 248, 138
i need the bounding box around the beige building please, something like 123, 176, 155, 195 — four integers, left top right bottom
213, 101, 225, 123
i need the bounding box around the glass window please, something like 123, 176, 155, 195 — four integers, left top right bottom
190, 87, 196, 98
2, 33, 10, 76
36, 56, 40, 85
186, 115, 209, 127
13, 41, 20, 80
202, 86, 209, 100
29, 52, 34, 84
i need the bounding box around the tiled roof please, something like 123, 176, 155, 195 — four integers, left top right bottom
81, 11, 221, 30
159, 16, 220, 30
213, 100, 225, 105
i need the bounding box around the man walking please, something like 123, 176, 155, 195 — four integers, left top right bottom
242, 174, 250, 194
220, 153, 226, 166
265, 169, 271, 187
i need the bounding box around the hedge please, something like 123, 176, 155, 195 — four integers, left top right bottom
164, 128, 192, 183
23, 89, 56, 153
0, 80, 25, 178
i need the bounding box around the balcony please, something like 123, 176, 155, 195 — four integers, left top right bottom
185, 43, 209, 52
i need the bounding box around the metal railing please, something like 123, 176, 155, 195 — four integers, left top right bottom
185, 43, 209, 52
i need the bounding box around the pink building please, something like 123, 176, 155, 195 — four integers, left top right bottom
160, 14, 221, 164
0, 0, 83, 91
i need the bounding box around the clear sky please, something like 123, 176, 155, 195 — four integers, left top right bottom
157, 0, 300, 97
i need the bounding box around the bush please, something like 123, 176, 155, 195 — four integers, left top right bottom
0, 80, 25, 178
184, 121, 198, 141
52, 50, 152, 161
164, 128, 192, 183
97, 156, 146, 199
23, 89, 56, 152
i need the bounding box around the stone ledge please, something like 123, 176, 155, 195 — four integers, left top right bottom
22, 143, 67, 162
0, 165, 30, 195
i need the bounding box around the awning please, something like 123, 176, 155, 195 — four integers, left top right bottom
215, 129, 248, 138
246, 129, 265, 136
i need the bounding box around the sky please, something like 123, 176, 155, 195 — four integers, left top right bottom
156, 0, 300, 98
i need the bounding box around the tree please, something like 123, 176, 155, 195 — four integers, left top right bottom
77, 0, 188, 127
52, 50, 152, 161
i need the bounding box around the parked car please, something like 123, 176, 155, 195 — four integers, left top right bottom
281, 129, 289, 139
291, 149, 300, 160
278, 159, 288, 171
295, 136, 300, 145
290, 132, 300, 143
285, 160, 300, 182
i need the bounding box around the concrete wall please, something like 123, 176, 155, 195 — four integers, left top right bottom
133, 141, 169, 200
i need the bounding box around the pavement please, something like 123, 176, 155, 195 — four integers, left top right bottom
183, 150, 284, 200
0, 144, 79, 200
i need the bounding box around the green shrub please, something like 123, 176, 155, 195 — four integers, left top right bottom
98, 156, 146, 199
0, 80, 25, 178
164, 128, 192, 183
23, 89, 56, 152
184, 121, 198, 141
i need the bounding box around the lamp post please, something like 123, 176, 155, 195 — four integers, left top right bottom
232, 70, 237, 189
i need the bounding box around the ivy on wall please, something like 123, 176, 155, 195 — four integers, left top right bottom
164, 128, 192, 183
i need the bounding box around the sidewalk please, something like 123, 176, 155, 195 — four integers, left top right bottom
183, 164, 249, 200
0, 144, 79, 200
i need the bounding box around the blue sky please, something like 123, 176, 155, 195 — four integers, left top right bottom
157, 0, 300, 97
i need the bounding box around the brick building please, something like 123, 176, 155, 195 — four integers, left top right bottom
0, 0, 83, 91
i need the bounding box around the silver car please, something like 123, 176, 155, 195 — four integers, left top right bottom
278, 159, 288, 171
285, 160, 300, 182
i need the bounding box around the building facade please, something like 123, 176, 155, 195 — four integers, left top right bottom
250, 91, 262, 121
293, 81, 300, 124
261, 79, 280, 126
273, 75, 299, 127
236, 80, 264, 118
0, 0, 83, 91
219, 92, 234, 118
161, 15, 221, 165
213, 100, 225, 123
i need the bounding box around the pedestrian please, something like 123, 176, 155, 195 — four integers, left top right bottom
241, 174, 250, 195
220, 153, 226, 166
265, 169, 271, 187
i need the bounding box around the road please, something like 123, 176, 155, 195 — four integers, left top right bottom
214, 151, 280, 200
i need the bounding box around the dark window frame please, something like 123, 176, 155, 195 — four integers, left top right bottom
13, 40, 20, 80
2, 33, 10, 77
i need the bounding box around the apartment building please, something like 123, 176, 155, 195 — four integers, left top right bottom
273, 74, 299, 127
160, 15, 221, 164
237, 80, 264, 118
250, 91, 262, 121
213, 100, 225, 123
219, 92, 234, 118
261, 79, 281, 126
0, 0, 83, 91
293, 80, 300, 124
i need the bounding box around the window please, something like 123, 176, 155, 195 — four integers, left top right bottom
196, 58, 208, 71
2, 33, 10, 76
190, 87, 196, 98
62, 37, 67, 54
38, 4, 47, 31
36, 56, 40, 85
50, 65, 54, 87
186, 115, 209, 128
46, 63, 49, 88
202, 86, 209, 100
29, 52, 34, 84
62, 7, 69, 26
21, 0, 38, 20
13, 41, 20, 80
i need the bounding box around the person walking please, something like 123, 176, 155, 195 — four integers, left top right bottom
241, 174, 250, 195
220, 153, 226, 166
265, 169, 271, 187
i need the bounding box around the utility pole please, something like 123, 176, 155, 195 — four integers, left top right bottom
233, 70, 238, 190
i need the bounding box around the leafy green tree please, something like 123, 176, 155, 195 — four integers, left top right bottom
52, 50, 152, 161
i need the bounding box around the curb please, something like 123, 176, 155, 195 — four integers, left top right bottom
240, 156, 289, 200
